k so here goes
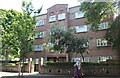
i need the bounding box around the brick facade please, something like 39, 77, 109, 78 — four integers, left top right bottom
27, 4, 118, 63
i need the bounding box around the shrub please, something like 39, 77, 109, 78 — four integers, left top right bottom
16, 62, 28, 65
82, 62, 120, 66
46, 62, 75, 66
2, 63, 16, 67
46, 61, 54, 64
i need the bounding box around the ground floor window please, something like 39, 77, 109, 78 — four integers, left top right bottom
47, 57, 66, 62
84, 57, 90, 62
34, 58, 44, 65
99, 56, 112, 62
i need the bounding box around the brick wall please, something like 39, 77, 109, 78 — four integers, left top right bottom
26, 4, 118, 63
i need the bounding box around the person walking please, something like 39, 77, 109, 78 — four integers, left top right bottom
74, 65, 79, 78
73, 59, 82, 78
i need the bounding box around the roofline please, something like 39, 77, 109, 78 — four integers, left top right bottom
35, 4, 80, 17
47, 4, 68, 10
69, 5, 80, 9
34, 13, 47, 17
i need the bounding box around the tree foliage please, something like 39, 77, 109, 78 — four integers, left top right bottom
45, 25, 89, 61
79, 2, 120, 50
106, 15, 120, 50
80, 2, 115, 31
1, 0, 42, 60
21, 0, 42, 16
1, 1, 42, 76
1, 9, 36, 59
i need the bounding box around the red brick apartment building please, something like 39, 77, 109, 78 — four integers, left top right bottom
27, 4, 118, 64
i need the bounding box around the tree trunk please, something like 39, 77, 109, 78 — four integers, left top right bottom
68, 52, 71, 62
21, 54, 24, 76
18, 50, 24, 78
18, 58, 22, 78
5, 49, 8, 64
80, 53, 84, 62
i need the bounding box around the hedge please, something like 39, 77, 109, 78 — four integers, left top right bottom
46, 62, 75, 66
82, 62, 120, 66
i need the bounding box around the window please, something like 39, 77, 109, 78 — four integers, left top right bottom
71, 58, 81, 62
98, 22, 108, 30
49, 15, 56, 22
97, 38, 110, 47
35, 31, 44, 38
34, 58, 39, 64
84, 57, 89, 62
34, 44, 43, 51
75, 11, 84, 18
75, 25, 87, 33
48, 27, 65, 35
58, 13, 65, 20
36, 20, 44, 26
99, 56, 112, 62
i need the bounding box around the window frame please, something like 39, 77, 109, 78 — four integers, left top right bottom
36, 20, 44, 26
58, 13, 65, 20
75, 11, 84, 19
75, 25, 88, 33
35, 31, 44, 39
99, 56, 112, 62
34, 44, 43, 51
49, 15, 56, 22
96, 38, 109, 47
98, 22, 109, 30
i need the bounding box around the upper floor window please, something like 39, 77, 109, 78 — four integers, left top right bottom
48, 26, 66, 35
36, 20, 44, 26
98, 22, 109, 30
35, 31, 44, 38
75, 25, 87, 33
49, 15, 56, 22
75, 11, 84, 19
97, 38, 110, 47
34, 44, 43, 51
58, 13, 65, 20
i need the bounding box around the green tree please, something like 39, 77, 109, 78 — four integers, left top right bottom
1, 10, 21, 60
20, 0, 42, 76
1, 0, 42, 76
1, 9, 36, 77
45, 24, 89, 61
21, 0, 42, 16
79, 1, 120, 51
1, 0, 42, 60
106, 15, 120, 50
80, 2, 115, 31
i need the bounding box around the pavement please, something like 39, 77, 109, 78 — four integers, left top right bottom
0, 72, 71, 78
0, 72, 38, 77
1, 72, 120, 78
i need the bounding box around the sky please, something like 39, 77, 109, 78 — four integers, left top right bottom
0, 0, 80, 14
